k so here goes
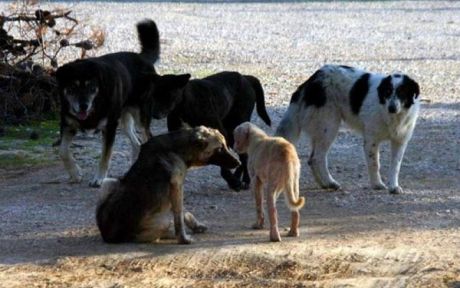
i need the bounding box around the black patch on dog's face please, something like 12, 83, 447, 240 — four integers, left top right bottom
349, 73, 370, 115
396, 75, 420, 109
290, 70, 326, 108
377, 75, 394, 105
151, 74, 190, 119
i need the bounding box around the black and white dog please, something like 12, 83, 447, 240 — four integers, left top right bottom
165, 71, 272, 191
276, 65, 420, 194
56, 19, 190, 187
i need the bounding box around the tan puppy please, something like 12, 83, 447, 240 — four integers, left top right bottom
233, 122, 305, 242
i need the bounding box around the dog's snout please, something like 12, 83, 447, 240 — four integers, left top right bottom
208, 147, 241, 168
80, 102, 89, 112
388, 104, 397, 114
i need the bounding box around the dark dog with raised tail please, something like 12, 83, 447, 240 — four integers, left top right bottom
56, 19, 190, 187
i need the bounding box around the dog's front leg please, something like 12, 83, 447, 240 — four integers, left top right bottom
59, 128, 82, 183
388, 139, 408, 194
233, 153, 250, 189
170, 181, 192, 244
363, 136, 387, 190
90, 122, 116, 187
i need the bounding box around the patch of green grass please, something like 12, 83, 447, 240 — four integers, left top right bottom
0, 120, 60, 168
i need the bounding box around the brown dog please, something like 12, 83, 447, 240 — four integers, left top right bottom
233, 122, 305, 242
96, 126, 240, 244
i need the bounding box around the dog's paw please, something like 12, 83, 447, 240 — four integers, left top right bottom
192, 224, 207, 234
252, 222, 264, 230
227, 180, 242, 192
287, 229, 299, 237
389, 186, 403, 195
89, 177, 104, 188
372, 182, 387, 190
322, 181, 341, 191
68, 174, 83, 184
241, 181, 250, 190
67, 166, 83, 183
178, 234, 193, 244
270, 232, 282, 242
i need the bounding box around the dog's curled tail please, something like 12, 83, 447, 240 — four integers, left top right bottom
137, 19, 160, 63
245, 75, 271, 126
284, 163, 305, 211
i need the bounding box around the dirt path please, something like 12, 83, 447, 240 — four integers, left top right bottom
1, 1, 459, 287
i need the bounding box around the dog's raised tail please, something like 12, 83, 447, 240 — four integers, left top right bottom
245, 75, 271, 126
137, 19, 160, 63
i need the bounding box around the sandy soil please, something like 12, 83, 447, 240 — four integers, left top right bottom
1, 1, 459, 287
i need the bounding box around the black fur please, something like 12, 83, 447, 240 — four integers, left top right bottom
290, 70, 327, 108
56, 19, 190, 187
339, 65, 354, 71
349, 73, 370, 114
399, 75, 420, 109
96, 127, 240, 244
377, 75, 393, 105
137, 19, 160, 63
165, 71, 271, 191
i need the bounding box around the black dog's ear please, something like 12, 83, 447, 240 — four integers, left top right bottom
158, 74, 190, 89
403, 75, 420, 99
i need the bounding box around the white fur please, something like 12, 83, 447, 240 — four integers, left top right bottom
276, 65, 420, 194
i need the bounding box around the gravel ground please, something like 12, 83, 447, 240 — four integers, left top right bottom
0, 1, 459, 287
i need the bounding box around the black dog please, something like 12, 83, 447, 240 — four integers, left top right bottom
96, 126, 240, 244
166, 71, 272, 191
55, 19, 190, 187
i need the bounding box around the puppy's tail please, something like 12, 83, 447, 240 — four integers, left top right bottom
284, 163, 305, 211
275, 100, 302, 144
137, 19, 160, 63
245, 75, 271, 127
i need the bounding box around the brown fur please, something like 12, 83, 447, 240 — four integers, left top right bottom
233, 122, 305, 242
96, 126, 240, 244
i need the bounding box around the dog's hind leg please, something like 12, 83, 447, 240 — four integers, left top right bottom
90, 122, 117, 188
184, 212, 207, 234
59, 128, 82, 183
121, 111, 141, 163
251, 177, 264, 229
388, 139, 409, 194
363, 135, 386, 190
306, 113, 341, 190
267, 186, 281, 242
